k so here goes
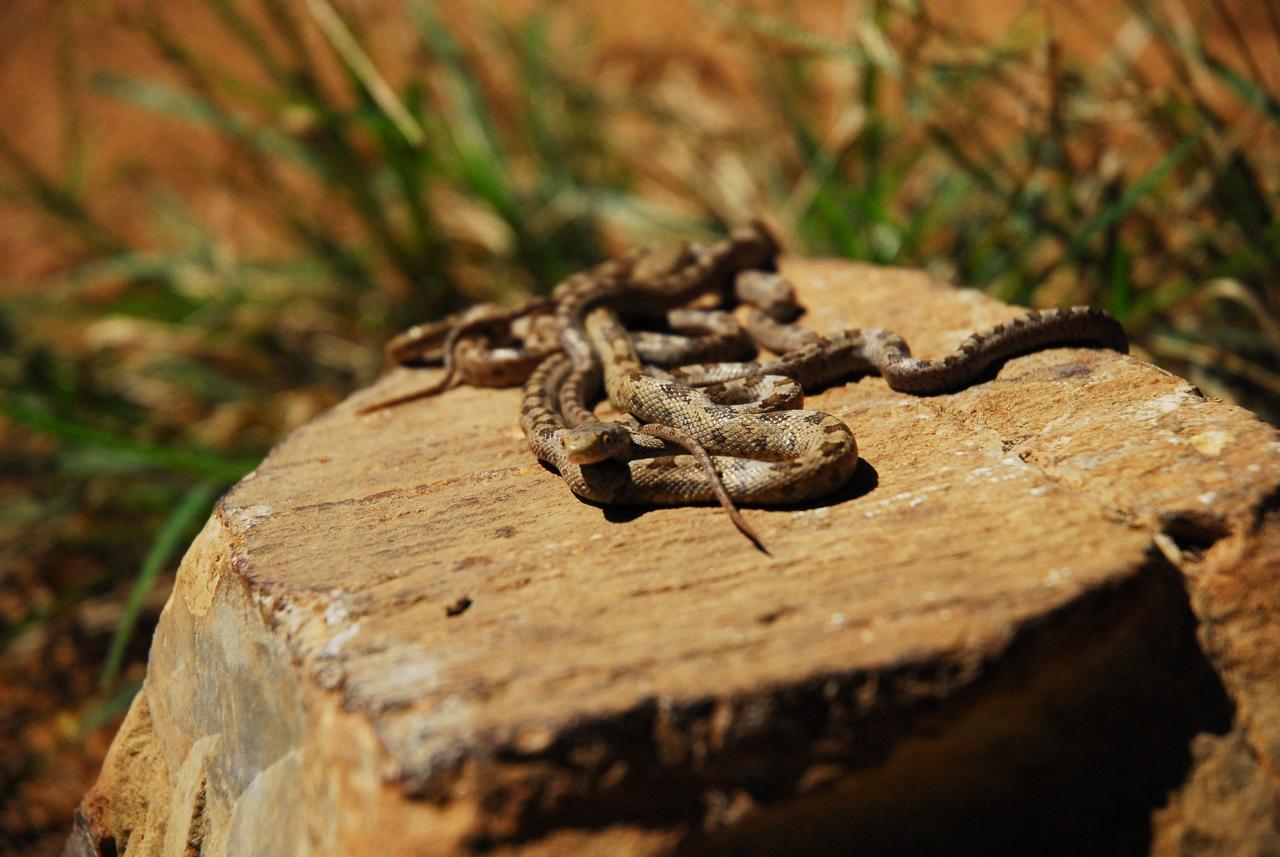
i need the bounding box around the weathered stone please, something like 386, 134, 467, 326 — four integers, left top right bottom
68, 259, 1280, 856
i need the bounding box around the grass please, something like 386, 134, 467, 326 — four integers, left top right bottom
0, 0, 1276, 849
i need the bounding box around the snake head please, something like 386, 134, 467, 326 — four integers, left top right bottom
561, 421, 632, 464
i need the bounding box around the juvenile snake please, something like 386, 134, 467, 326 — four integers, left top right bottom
372, 226, 1129, 549
361, 239, 764, 414
571, 306, 860, 503
671, 309, 1129, 399
530, 273, 1127, 511
555, 221, 780, 427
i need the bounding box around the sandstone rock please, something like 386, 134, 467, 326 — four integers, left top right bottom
68, 259, 1280, 856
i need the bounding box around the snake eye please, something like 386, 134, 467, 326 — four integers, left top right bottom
600, 433, 612, 445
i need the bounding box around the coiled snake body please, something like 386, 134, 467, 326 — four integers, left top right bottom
371, 225, 1129, 543
579, 305, 860, 504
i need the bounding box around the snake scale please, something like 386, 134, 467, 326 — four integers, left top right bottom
368, 223, 1129, 544
670, 278, 1129, 396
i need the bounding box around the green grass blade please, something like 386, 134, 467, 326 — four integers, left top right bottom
409, 0, 517, 216
1061, 122, 1207, 267
1, 396, 257, 481
99, 480, 221, 688
303, 0, 426, 148
79, 680, 144, 736
92, 72, 326, 174
1201, 54, 1280, 123
0, 131, 122, 252
206, 0, 291, 88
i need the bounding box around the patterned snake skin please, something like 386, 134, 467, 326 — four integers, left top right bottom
525, 269, 1128, 509
567, 305, 861, 504
671, 273, 1130, 396
369, 225, 1129, 544
554, 222, 780, 428
363, 253, 761, 414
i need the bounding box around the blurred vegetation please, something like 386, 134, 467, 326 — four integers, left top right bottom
0, 0, 1276, 850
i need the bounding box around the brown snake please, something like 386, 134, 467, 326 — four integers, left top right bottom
553, 222, 780, 428
367, 229, 785, 542
368, 227, 1129, 548
669, 273, 1130, 396
538, 225, 785, 544
372, 303, 750, 399
527, 272, 1128, 523
576, 305, 860, 503
360, 298, 555, 413
361, 248, 761, 415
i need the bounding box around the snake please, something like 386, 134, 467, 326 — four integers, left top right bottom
731, 270, 820, 353
576, 306, 859, 502
667, 290, 1130, 397
363, 230, 785, 544
519, 292, 856, 532
374, 228, 1129, 551
361, 306, 755, 416
359, 298, 556, 413
523, 350, 789, 549
361, 239, 767, 415
375, 303, 750, 393
541, 226, 786, 544
555, 221, 780, 428
538, 273, 1127, 511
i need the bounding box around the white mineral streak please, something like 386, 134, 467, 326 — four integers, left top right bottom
227, 502, 273, 529
319, 623, 361, 658
1190, 430, 1234, 458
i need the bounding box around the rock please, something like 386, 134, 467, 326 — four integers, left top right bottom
67, 259, 1280, 856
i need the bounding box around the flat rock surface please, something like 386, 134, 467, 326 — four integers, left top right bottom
71, 259, 1280, 857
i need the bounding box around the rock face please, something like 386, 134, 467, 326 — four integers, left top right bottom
67, 259, 1280, 856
